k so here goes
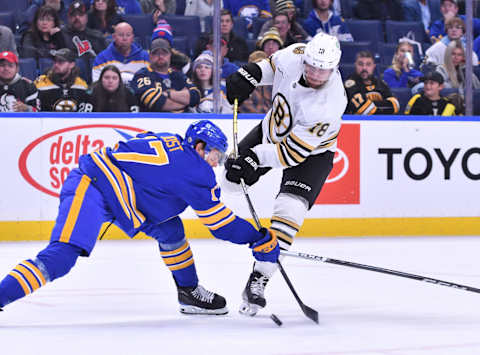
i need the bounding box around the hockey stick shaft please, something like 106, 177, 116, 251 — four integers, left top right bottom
281, 250, 480, 294
232, 99, 318, 323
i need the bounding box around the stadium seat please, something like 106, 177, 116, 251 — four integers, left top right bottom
0, 12, 16, 32
340, 41, 374, 64
377, 63, 390, 79
339, 63, 355, 79
175, 0, 186, 15
38, 57, 54, 74
19, 58, 37, 81
474, 89, 480, 115
2, 0, 29, 13
391, 87, 413, 113
163, 15, 201, 57
345, 19, 383, 52
172, 36, 188, 54
440, 88, 459, 97
123, 14, 155, 42
385, 20, 428, 44
377, 42, 422, 66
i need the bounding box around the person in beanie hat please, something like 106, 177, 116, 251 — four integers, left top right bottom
258, 0, 310, 42
34, 48, 91, 111
151, 19, 174, 48
0, 51, 39, 112
190, 50, 232, 113
257, 26, 283, 56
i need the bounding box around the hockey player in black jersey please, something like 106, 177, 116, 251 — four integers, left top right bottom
344, 50, 400, 115
34, 48, 92, 112
0, 51, 39, 112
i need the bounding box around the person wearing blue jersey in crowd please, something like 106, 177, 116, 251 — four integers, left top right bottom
0, 120, 279, 315
131, 21, 201, 112
303, 0, 353, 42
223, 0, 272, 32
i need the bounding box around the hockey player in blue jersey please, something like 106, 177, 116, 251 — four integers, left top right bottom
0, 120, 279, 315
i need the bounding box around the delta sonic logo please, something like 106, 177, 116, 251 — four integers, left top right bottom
19, 124, 144, 198
315, 123, 360, 204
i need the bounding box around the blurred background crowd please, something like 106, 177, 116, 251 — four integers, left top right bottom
0, 0, 479, 116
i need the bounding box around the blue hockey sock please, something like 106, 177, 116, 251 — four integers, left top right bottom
159, 239, 198, 288
0, 242, 83, 308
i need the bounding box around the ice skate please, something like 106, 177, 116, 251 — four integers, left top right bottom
239, 271, 269, 316
178, 284, 228, 315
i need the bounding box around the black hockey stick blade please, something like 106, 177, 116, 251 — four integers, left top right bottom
277, 260, 319, 324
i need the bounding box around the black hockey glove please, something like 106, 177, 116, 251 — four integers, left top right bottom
226, 62, 262, 105
225, 148, 260, 186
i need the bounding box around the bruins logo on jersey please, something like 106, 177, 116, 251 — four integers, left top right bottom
269, 93, 293, 141
293, 46, 305, 55
53, 98, 78, 112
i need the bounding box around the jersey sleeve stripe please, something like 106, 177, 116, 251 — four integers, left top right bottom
404, 94, 420, 114
140, 88, 157, 104
442, 103, 456, 116
276, 144, 289, 167
357, 99, 374, 114
124, 172, 146, 226
280, 141, 306, 165
289, 132, 315, 152
285, 136, 310, 156
59, 175, 91, 243
194, 202, 225, 217
148, 91, 163, 109
387, 97, 400, 113
207, 213, 236, 230
198, 206, 232, 225
271, 227, 293, 244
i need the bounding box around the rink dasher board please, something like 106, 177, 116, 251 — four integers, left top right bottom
0, 113, 479, 240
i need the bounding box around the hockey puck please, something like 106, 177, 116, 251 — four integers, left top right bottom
270, 313, 282, 326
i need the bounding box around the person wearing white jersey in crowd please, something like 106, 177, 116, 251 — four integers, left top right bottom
224, 32, 347, 316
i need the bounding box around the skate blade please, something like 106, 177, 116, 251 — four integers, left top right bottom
180, 305, 229, 315
239, 301, 260, 317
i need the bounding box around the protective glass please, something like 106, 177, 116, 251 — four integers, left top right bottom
205, 148, 226, 167
304, 63, 332, 82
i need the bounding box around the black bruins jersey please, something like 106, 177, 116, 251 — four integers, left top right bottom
404, 93, 456, 116
344, 73, 399, 115
0, 74, 39, 112
34, 75, 92, 112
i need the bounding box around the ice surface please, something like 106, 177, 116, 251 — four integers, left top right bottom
1, 236, 480, 355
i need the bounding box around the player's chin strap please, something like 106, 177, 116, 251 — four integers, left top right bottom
232, 98, 318, 324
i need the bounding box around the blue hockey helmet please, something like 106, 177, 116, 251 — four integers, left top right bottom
184, 120, 228, 164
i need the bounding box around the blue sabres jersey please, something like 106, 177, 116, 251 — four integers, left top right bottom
79, 131, 259, 243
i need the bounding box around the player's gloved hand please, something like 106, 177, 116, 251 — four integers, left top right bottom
251, 228, 280, 263
226, 63, 262, 105
225, 148, 260, 186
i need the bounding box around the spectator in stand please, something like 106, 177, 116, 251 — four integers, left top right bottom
383, 41, 423, 89
63, 0, 107, 82
20, 6, 67, 59
344, 50, 400, 115
475, 35, 480, 62
0, 26, 18, 56
139, 0, 176, 20
257, 26, 283, 56
190, 50, 232, 113
87, 0, 124, 36
436, 39, 480, 95
404, 71, 456, 115
429, 0, 480, 43
268, 12, 301, 47
223, 0, 272, 32
0, 52, 39, 112
353, 0, 403, 20
185, 0, 222, 32
259, 0, 310, 43
92, 22, 149, 83
220, 9, 249, 63
131, 29, 201, 112
204, 34, 239, 80
239, 50, 272, 113
115, 0, 143, 14
20, 0, 69, 34
425, 17, 478, 67
34, 48, 92, 111
90, 65, 139, 111
401, 0, 442, 33
303, 0, 353, 42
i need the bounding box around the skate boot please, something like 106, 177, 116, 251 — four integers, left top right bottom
239, 271, 269, 316
177, 284, 228, 315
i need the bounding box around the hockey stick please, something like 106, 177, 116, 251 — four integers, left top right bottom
232, 99, 319, 324
281, 250, 480, 294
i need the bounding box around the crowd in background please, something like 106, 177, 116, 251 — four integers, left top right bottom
1, 0, 480, 116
